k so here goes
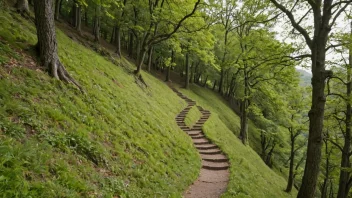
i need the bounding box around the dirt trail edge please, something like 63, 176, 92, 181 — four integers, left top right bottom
171, 87, 230, 198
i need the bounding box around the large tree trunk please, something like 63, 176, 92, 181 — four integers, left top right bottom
54, 0, 61, 20
297, 2, 333, 197
185, 53, 190, 89
15, 0, 29, 15
286, 128, 295, 192
33, 0, 81, 89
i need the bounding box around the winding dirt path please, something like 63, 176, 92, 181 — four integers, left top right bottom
171, 88, 229, 198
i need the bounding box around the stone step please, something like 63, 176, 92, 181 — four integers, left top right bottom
188, 131, 202, 136
191, 134, 205, 138
193, 138, 210, 145
201, 154, 229, 163
202, 161, 229, 170
191, 135, 205, 139
199, 149, 222, 155
196, 144, 218, 150
180, 126, 190, 130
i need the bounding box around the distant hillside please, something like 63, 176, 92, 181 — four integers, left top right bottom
297, 68, 312, 87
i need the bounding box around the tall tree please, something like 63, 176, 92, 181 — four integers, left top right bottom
33, 0, 81, 89
268, 1, 352, 197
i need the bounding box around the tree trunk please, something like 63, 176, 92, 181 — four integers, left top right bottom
337, 21, 352, 198
93, 6, 100, 42
297, 3, 332, 197
33, 0, 81, 89
286, 128, 295, 192
15, 0, 29, 15
203, 75, 208, 87
166, 50, 174, 82
321, 139, 331, 198
240, 99, 248, 144
110, 26, 116, 44
219, 69, 224, 94
213, 80, 217, 90
76, 4, 81, 33
54, 0, 61, 20
128, 31, 134, 57
147, 47, 153, 72
115, 26, 122, 57
84, 9, 88, 26
135, 48, 146, 76
185, 53, 190, 89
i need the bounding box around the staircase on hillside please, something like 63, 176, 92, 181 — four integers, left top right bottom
171, 87, 229, 198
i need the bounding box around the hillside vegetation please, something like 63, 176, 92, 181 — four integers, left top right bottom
0, 9, 200, 197
0, 7, 299, 198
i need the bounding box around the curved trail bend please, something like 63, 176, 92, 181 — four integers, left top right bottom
172, 88, 229, 198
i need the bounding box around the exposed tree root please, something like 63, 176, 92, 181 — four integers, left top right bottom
50, 59, 84, 93
133, 70, 148, 88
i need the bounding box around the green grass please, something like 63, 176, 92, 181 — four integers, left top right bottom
0, 9, 200, 197
184, 106, 202, 127
179, 84, 297, 198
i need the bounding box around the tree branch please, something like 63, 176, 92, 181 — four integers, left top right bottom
269, 0, 312, 48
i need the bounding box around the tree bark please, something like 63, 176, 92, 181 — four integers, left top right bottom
54, 0, 61, 20
285, 128, 295, 192
147, 47, 153, 72
219, 69, 224, 94
240, 99, 248, 144
75, 3, 82, 33
93, 6, 100, 42
110, 26, 116, 44
166, 50, 174, 82
33, 0, 81, 89
115, 26, 122, 57
128, 31, 134, 57
15, 0, 29, 15
203, 75, 208, 87
185, 53, 190, 89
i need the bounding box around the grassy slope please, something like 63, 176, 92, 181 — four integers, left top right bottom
179, 84, 297, 198
0, 10, 200, 197
184, 106, 202, 128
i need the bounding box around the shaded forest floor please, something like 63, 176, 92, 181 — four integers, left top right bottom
0, 7, 296, 197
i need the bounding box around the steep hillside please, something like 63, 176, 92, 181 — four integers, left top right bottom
0, 8, 297, 198
0, 10, 200, 197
